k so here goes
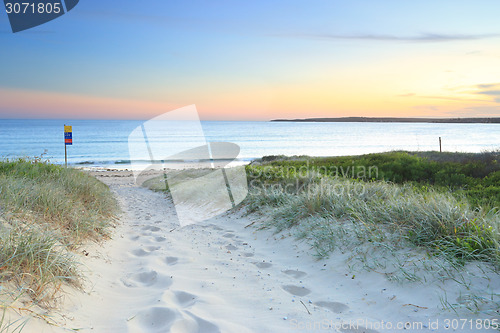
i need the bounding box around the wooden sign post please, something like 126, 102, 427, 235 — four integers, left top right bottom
64, 125, 72, 167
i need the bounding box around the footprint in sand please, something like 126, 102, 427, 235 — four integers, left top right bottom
121, 270, 172, 288
174, 291, 198, 307
129, 307, 177, 332
241, 252, 254, 257
154, 236, 166, 242
222, 233, 235, 238
283, 270, 307, 279
225, 244, 238, 251
315, 301, 349, 313
282, 285, 311, 297
163, 290, 198, 308
142, 226, 161, 232
253, 262, 272, 269
186, 312, 221, 333
129, 235, 141, 241
130, 249, 150, 257
169, 312, 221, 333
165, 256, 179, 265
130, 246, 160, 257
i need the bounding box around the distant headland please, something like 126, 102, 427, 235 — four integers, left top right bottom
270, 117, 500, 123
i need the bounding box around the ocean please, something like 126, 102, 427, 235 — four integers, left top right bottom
0, 119, 498, 167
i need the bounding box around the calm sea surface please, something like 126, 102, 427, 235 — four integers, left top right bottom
0, 119, 498, 167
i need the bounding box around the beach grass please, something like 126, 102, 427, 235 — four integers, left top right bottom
247, 175, 500, 265
255, 150, 500, 208
0, 158, 117, 241
0, 158, 117, 325
140, 151, 500, 313
140, 151, 500, 266
245, 151, 500, 314
245, 151, 500, 267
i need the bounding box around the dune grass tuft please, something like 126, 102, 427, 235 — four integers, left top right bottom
244, 153, 500, 314
140, 151, 500, 313
245, 151, 500, 267
0, 158, 117, 327
0, 158, 116, 241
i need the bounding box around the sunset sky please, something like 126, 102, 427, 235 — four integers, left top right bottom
1, 0, 500, 120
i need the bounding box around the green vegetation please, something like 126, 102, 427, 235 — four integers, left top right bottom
246, 151, 500, 267
0, 158, 117, 325
140, 150, 500, 313
0, 158, 117, 241
255, 150, 500, 208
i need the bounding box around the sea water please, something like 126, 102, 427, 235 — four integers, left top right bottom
0, 119, 498, 167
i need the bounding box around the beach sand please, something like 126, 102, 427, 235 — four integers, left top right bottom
11, 169, 499, 333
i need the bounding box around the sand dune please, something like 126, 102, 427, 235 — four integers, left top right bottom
17, 170, 499, 333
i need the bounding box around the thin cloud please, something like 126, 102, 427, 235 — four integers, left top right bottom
449, 106, 500, 117
474, 84, 500, 103
397, 91, 491, 103
421, 95, 489, 103
277, 32, 500, 43
397, 84, 500, 103
412, 105, 439, 111
478, 90, 500, 96
399, 84, 500, 113
477, 83, 500, 89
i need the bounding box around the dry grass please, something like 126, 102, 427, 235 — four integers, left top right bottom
244, 160, 500, 315
0, 158, 118, 330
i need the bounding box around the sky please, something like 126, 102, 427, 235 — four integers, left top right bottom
1, 0, 500, 120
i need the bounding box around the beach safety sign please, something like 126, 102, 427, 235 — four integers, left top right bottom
64, 125, 72, 145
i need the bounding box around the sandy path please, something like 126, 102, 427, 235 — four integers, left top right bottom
24, 171, 497, 333
60, 173, 329, 333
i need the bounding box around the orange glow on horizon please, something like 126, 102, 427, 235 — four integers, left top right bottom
0, 83, 498, 121
0, 88, 185, 120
